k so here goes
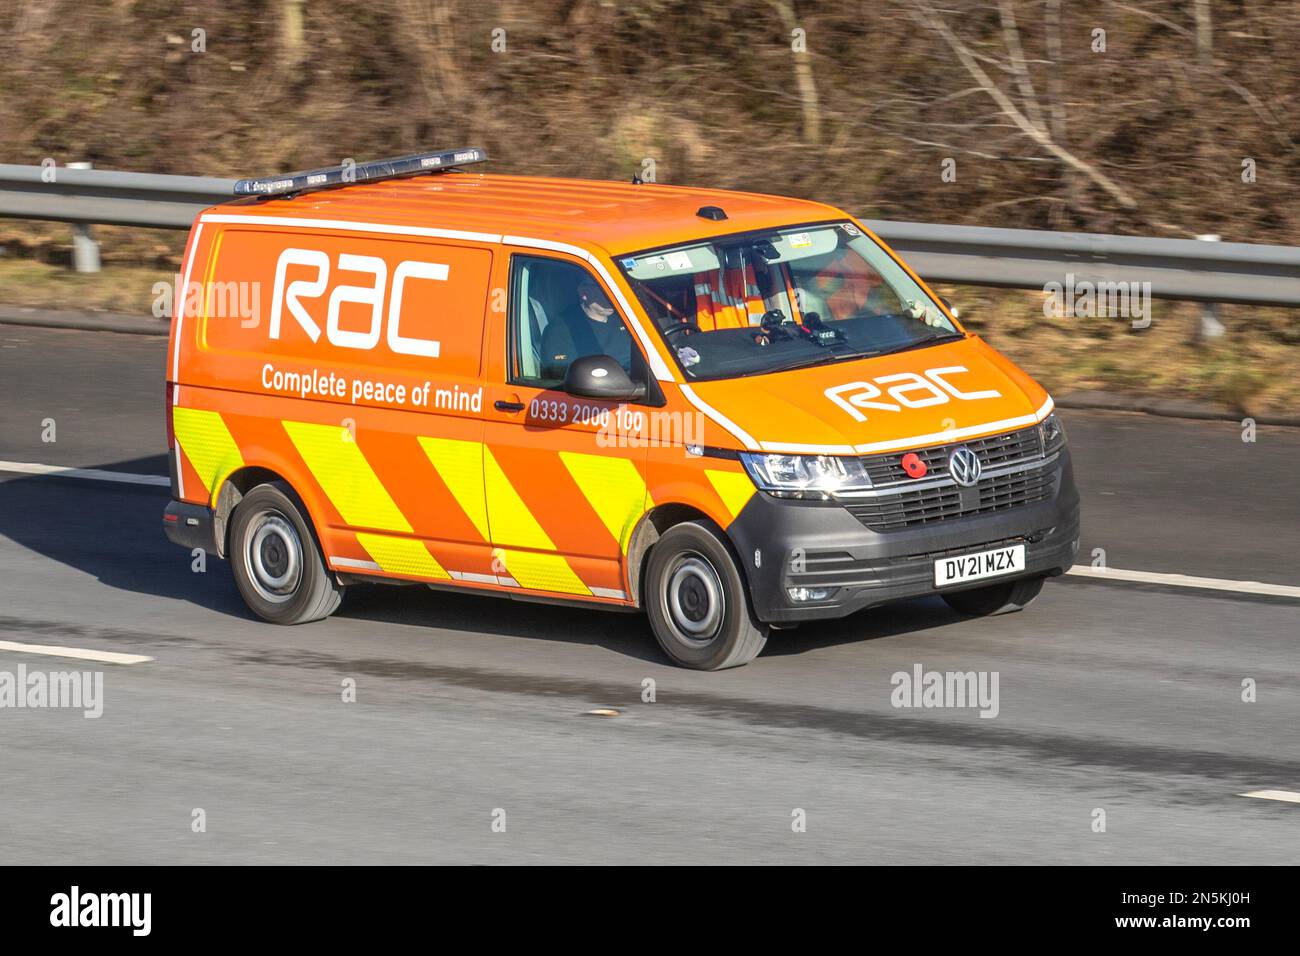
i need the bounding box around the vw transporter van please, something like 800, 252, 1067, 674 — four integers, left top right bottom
163, 148, 1080, 669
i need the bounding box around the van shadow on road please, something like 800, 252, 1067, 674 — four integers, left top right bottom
0, 455, 247, 618
0, 457, 962, 664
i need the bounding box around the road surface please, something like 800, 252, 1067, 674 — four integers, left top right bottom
1, 324, 1297, 864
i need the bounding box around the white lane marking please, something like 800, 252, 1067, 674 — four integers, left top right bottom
1239, 790, 1300, 804
0, 640, 152, 665
0, 460, 168, 487
4, 458, 1296, 601
1066, 565, 1300, 599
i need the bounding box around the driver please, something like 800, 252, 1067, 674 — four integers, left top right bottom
802, 247, 879, 321
540, 280, 633, 379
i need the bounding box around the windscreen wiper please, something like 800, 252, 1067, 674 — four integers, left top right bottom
765, 331, 964, 374
761, 349, 875, 376
865, 331, 965, 358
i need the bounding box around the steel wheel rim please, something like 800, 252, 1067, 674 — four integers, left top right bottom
244, 510, 302, 604
663, 552, 724, 645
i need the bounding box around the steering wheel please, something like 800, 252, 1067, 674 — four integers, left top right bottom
663, 321, 701, 341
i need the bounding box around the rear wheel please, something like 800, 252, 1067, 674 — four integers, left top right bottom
941, 575, 1044, 617
229, 482, 342, 624
645, 521, 768, 670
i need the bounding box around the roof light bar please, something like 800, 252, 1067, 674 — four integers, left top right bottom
233, 147, 488, 197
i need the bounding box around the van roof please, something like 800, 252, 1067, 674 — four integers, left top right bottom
212, 173, 846, 257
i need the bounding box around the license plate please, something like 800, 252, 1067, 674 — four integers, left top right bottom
934, 544, 1025, 587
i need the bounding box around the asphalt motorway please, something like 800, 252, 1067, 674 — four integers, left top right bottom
0, 325, 1297, 864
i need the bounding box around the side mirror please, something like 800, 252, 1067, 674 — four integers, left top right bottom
562, 354, 645, 401
939, 297, 960, 319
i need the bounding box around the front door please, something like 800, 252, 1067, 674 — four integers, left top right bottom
481, 253, 652, 601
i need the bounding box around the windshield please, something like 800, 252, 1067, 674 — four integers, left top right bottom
617, 221, 960, 381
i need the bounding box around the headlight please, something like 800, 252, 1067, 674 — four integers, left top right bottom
1039, 413, 1066, 454
739, 453, 872, 498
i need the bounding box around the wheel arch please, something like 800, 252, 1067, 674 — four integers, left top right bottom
626, 502, 753, 608
213, 465, 316, 559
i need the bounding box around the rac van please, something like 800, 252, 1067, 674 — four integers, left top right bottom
163, 148, 1080, 670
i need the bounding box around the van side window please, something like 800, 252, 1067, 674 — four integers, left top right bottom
509, 256, 636, 386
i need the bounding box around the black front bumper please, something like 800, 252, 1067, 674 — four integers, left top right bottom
726, 447, 1081, 624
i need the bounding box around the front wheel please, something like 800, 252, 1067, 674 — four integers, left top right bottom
941, 575, 1044, 617
229, 482, 343, 624
645, 521, 768, 670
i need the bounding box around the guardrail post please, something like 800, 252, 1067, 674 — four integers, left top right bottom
66, 163, 102, 273
1194, 234, 1225, 341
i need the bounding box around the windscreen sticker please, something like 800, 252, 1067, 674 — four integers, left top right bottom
788, 232, 813, 249
665, 251, 693, 271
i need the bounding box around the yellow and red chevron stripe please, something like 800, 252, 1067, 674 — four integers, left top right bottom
170, 403, 680, 603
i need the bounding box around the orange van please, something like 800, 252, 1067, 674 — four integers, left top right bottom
163, 148, 1079, 669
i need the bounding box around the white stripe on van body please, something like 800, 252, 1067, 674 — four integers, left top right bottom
850, 396, 1055, 455
753, 396, 1057, 457
170, 222, 203, 383
170, 222, 204, 502
200, 214, 502, 245
329, 556, 382, 572
188, 213, 1054, 462
195, 214, 676, 383
754, 441, 858, 455
190, 212, 767, 459
678, 384, 760, 451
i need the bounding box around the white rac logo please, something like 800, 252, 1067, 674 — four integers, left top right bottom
825, 366, 1001, 422
270, 247, 448, 357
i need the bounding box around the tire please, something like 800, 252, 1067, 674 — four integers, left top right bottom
644, 520, 768, 670
941, 574, 1044, 617
228, 481, 343, 625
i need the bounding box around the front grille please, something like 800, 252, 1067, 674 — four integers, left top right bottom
861, 426, 1044, 485
847, 425, 1055, 531
908, 534, 1033, 563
